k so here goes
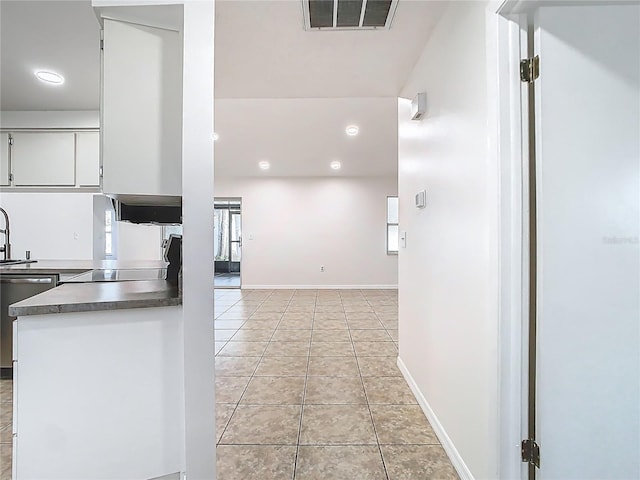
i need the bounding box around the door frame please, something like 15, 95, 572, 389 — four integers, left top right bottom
488, 2, 530, 478
214, 196, 242, 288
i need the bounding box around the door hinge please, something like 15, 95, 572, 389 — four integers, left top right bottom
100, 30, 104, 51
8, 136, 14, 146
520, 55, 540, 83
8, 173, 13, 182
521, 439, 540, 468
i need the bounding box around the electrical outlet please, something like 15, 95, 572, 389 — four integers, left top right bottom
320, 266, 325, 272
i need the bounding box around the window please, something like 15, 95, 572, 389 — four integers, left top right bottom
387, 196, 399, 255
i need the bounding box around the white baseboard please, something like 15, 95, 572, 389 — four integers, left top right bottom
397, 356, 475, 480
241, 285, 399, 290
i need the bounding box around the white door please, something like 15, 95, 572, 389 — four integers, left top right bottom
0, 133, 10, 186
75, 132, 100, 187
534, 4, 639, 479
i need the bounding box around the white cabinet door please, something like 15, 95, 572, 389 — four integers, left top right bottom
102, 19, 182, 197
75, 132, 100, 187
12, 133, 75, 186
0, 133, 9, 186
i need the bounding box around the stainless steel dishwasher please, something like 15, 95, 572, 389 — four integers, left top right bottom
1, 274, 58, 378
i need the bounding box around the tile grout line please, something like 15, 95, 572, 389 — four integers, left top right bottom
355, 288, 391, 480
291, 288, 317, 480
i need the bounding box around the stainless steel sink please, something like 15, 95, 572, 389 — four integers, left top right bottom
0, 259, 37, 265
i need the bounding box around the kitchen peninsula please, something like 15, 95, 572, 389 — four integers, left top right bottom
5, 260, 184, 479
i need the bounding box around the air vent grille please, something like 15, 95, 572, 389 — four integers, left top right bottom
303, 0, 398, 30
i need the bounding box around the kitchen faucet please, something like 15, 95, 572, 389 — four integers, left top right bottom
0, 207, 10, 260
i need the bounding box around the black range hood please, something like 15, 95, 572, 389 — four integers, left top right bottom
110, 194, 182, 225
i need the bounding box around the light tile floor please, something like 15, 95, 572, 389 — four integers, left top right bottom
0, 288, 459, 480
215, 288, 459, 480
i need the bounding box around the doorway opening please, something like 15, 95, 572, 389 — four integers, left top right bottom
214, 198, 242, 288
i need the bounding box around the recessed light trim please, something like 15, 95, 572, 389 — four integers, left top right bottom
35, 70, 64, 85
345, 125, 359, 136
258, 160, 270, 170
330, 161, 341, 170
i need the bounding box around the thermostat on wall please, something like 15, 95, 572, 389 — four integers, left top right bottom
415, 190, 426, 208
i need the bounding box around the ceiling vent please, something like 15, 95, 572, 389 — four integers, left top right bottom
302, 0, 399, 31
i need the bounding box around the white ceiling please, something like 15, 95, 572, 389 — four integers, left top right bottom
214, 97, 398, 177
214, 0, 445, 98
0, 0, 445, 177
0, 1, 101, 111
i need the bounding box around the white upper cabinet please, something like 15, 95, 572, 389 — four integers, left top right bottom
75, 132, 100, 187
101, 18, 182, 198
0, 133, 9, 186
11, 133, 75, 186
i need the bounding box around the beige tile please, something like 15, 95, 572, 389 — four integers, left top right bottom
228, 329, 274, 342
221, 405, 301, 445
300, 405, 376, 445
304, 377, 367, 405
241, 320, 280, 330
314, 313, 347, 321
216, 403, 236, 442
382, 445, 459, 480
264, 341, 310, 357
218, 341, 268, 357
216, 445, 296, 480
295, 446, 386, 480
0, 424, 11, 444
387, 330, 398, 342
254, 356, 308, 376
315, 305, 344, 313
271, 329, 312, 342
344, 305, 373, 313
1, 443, 11, 480
311, 329, 351, 342
363, 377, 417, 405
347, 319, 385, 330
309, 342, 354, 357
357, 356, 401, 377
277, 319, 313, 330
215, 320, 246, 329
0, 381, 12, 405
215, 342, 226, 355
370, 405, 439, 444
313, 319, 348, 330
241, 376, 305, 405
350, 329, 391, 342
307, 356, 359, 377
345, 312, 378, 320
280, 313, 314, 321
215, 376, 251, 404
215, 329, 239, 341
215, 356, 261, 376
354, 341, 398, 357
249, 312, 283, 320
0, 405, 11, 426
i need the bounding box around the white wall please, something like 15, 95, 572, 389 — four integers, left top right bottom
0, 111, 99, 129
117, 222, 163, 261
0, 192, 94, 260
397, 2, 498, 479
215, 176, 398, 288
0, 191, 163, 261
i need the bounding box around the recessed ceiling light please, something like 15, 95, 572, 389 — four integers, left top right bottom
213, 132, 219, 141
330, 161, 341, 170
345, 125, 359, 136
34, 70, 64, 85
258, 160, 270, 170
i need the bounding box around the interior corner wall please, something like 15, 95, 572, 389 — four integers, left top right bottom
214, 176, 398, 288
397, 1, 498, 479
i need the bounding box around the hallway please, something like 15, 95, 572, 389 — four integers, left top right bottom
214, 288, 458, 479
